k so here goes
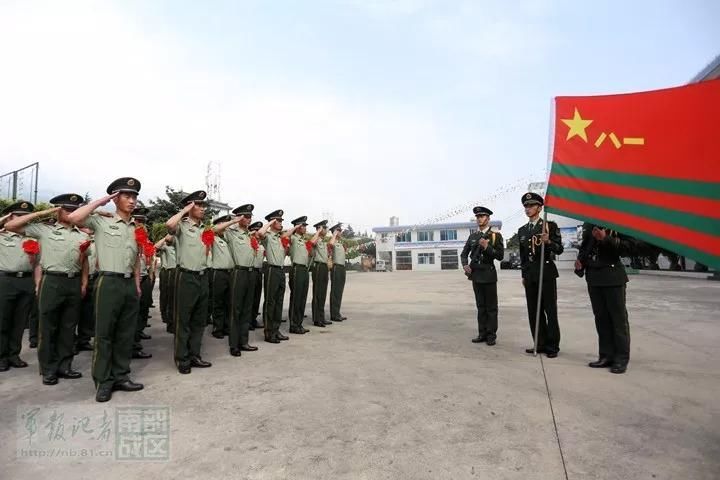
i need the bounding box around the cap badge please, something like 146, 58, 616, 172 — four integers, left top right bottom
127, 179, 135, 186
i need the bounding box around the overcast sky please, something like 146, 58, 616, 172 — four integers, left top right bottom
1, 0, 718, 234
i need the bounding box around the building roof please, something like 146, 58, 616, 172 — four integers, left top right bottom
691, 54, 720, 82
373, 220, 502, 233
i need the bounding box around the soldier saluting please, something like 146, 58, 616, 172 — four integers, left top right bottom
576, 223, 634, 374
517, 193, 563, 358
257, 210, 291, 343
460, 206, 504, 345
288, 216, 311, 334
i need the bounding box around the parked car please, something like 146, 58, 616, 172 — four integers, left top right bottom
376, 259, 387, 272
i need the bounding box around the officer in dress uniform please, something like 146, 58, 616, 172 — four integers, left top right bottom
209, 215, 235, 339
75, 230, 97, 352
329, 223, 348, 322
576, 223, 635, 374
165, 190, 213, 374
68, 178, 145, 401
460, 207, 504, 345
131, 207, 153, 360
155, 234, 177, 333
517, 192, 563, 357
7, 194, 90, 385
288, 216, 311, 334
310, 220, 331, 327
258, 210, 290, 343
0, 201, 35, 372
249, 221, 264, 329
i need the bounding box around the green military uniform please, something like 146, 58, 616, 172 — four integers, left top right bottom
210, 216, 235, 338
25, 213, 88, 380
251, 230, 265, 328
173, 209, 211, 370
0, 201, 35, 371
460, 207, 504, 344
262, 210, 287, 343
577, 223, 634, 373
225, 206, 259, 352
329, 224, 347, 322
288, 216, 310, 333
76, 239, 97, 350
133, 243, 153, 356
518, 192, 563, 356
158, 242, 177, 330
311, 221, 330, 327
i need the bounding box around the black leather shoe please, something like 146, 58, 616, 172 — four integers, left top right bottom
588, 358, 612, 368
230, 348, 242, 357
525, 347, 545, 354
304, 314, 308, 318
281, 318, 287, 323
57, 369, 82, 379
610, 364, 627, 374
96, 385, 112, 402
43, 375, 58, 386
75, 342, 93, 352
545, 351, 558, 358
240, 344, 258, 351
29, 340, 38, 349
332, 317, 344, 322
486, 338, 496, 346
212, 332, 224, 339
323, 320, 333, 325
276, 333, 289, 341
178, 364, 191, 374
139, 332, 152, 340
190, 357, 212, 368
8, 357, 28, 368
132, 350, 152, 359
265, 337, 280, 344
313, 322, 325, 328
289, 328, 306, 334
340, 316, 347, 320
302, 327, 310, 333
0, 359, 9, 372
472, 336, 486, 343
113, 380, 144, 392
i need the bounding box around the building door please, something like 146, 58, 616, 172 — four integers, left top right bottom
396, 251, 412, 270
441, 249, 459, 270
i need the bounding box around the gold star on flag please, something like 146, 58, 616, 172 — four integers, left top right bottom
561, 108, 593, 142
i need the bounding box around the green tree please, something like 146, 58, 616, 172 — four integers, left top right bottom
506, 233, 519, 250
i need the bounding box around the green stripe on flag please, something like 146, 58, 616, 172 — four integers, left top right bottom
547, 186, 720, 237
551, 163, 720, 200
545, 206, 720, 271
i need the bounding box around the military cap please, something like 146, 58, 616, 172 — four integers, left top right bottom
49, 193, 84, 211
213, 214, 233, 225
106, 177, 141, 195
248, 221, 263, 231
521, 192, 544, 206
1, 200, 34, 216
291, 216, 308, 226
132, 206, 149, 218
181, 190, 208, 205
313, 219, 328, 229
329, 223, 343, 232
232, 204, 254, 216
472, 206, 493, 216
264, 209, 284, 221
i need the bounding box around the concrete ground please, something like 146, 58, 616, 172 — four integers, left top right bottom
1, 270, 719, 479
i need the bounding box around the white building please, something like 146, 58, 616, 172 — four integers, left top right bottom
373, 219, 502, 272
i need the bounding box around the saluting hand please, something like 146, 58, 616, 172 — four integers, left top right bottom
183, 201, 195, 213
99, 192, 118, 206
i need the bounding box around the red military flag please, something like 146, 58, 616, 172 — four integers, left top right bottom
545, 79, 720, 270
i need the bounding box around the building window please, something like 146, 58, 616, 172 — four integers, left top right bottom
417, 231, 434, 242
440, 229, 457, 241
395, 231, 411, 243
441, 249, 459, 270
396, 251, 412, 270
469, 227, 478, 234
417, 252, 435, 265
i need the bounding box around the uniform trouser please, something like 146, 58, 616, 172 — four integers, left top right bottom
159, 269, 168, 322
92, 275, 138, 389
211, 269, 232, 336
472, 281, 498, 339
174, 270, 209, 367
162, 268, 177, 327
133, 276, 152, 350
263, 265, 286, 339
289, 264, 309, 329
524, 279, 560, 353
38, 275, 82, 376
76, 275, 96, 345
230, 268, 256, 348
588, 284, 630, 366
330, 265, 346, 321
0, 276, 33, 361
206, 270, 214, 325
28, 294, 39, 345
311, 263, 329, 324
253, 266, 265, 320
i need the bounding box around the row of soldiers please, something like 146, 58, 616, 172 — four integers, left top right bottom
0, 177, 349, 402
461, 192, 632, 374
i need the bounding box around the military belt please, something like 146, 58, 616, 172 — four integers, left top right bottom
234, 266, 255, 272
178, 267, 207, 276
98, 271, 133, 279
267, 264, 284, 269
292, 263, 308, 268
213, 268, 234, 273
0, 270, 32, 278
44, 270, 81, 278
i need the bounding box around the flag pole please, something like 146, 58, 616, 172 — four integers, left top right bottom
532, 211, 548, 356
